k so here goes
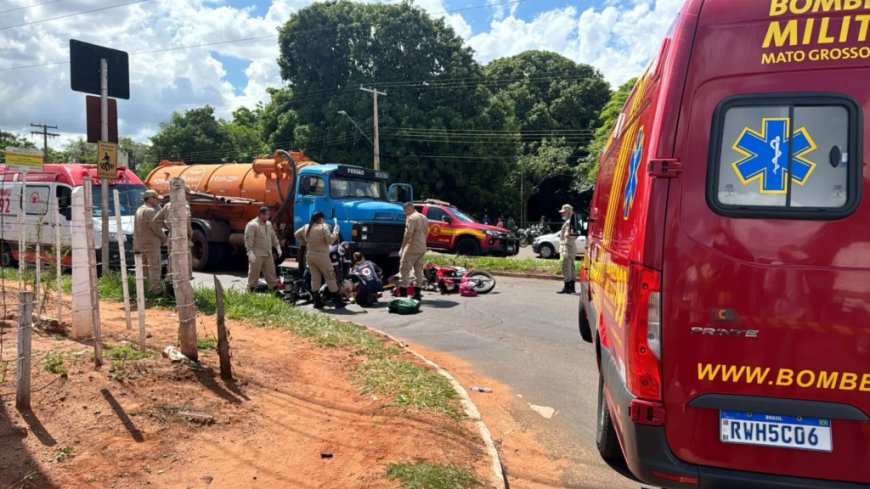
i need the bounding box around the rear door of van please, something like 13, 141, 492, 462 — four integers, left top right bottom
661, 1, 870, 483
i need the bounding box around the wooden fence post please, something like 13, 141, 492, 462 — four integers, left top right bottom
169, 179, 197, 361
55, 200, 62, 324
214, 276, 232, 380
83, 179, 102, 368
16, 291, 33, 410
114, 190, 132, 330
134, 253, 147, 348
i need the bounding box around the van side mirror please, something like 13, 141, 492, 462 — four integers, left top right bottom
60, 207, 72, 221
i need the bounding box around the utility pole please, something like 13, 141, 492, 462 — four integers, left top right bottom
359, 86, 386, 171
30, 123, 60, 157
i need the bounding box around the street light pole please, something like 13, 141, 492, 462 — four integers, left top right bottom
359, 86, 386, 171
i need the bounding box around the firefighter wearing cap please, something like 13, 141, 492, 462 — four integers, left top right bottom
133, 190, 167, 295
244, 206, 282, 291
557, 203, 578, 294
295, 210, 341, 309
398, 202, 429, 299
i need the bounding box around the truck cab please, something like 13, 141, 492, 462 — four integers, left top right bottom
292, 164, 410, 263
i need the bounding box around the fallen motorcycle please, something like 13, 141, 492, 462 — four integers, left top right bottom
389, 263, 496, 296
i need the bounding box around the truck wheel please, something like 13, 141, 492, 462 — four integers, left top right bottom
455, 238, 481, 256
596, 373, 622, 464
190, 230, 211, 271
538, 243, 556, 259
0, 242, 17, 268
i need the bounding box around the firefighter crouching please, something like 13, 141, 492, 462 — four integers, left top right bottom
294, 211, 343, 309
133, 190, 167, 295
245, 206, 282, 292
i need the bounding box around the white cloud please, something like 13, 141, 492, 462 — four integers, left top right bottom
470, 0, 682, 85
0, 0, 680, 147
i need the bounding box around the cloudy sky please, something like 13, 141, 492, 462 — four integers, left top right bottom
0, 0, 682, 147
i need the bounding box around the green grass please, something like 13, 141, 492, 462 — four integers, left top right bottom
386, 461, 480, 489
43, 352, 68, 375
197, 337, 217, 350
104, 344, 151, 362
424, 251, 564, 276
355, 358, 461, 418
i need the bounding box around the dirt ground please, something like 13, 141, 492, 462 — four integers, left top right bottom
0, 282, 493, 489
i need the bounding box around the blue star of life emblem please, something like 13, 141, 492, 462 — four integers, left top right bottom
732, 118, 817, 194
623, 127, 644, 219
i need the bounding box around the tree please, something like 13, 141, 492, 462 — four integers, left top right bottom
514, 138, 574, 226
150, 106, 231, 163
277, 1, 517, 213
62, 138, 97, 164
574, 77, 637, 193
0, 131, 37, 163
224, 107, 269, 162
119, 137, 154, 175
483, 51, 611, 222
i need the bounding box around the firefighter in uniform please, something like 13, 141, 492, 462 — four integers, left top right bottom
557, 204, 578, 294
398, 202, 429, 300
155, 200, 194, 279
133, 190, 166, 295
295, 211, 341, 309
244, 206, 282, 292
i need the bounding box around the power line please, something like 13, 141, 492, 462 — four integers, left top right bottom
0, 0, 61, 15
0, 0, 150, 31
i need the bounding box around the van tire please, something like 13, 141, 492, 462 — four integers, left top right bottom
579, 300, 593, 343
0, 242, 16, 268
455, 237, 480, 256
538, 243, 556, 259
596, 373, 622, 463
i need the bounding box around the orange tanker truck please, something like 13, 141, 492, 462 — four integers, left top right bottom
144, 150, 413, 271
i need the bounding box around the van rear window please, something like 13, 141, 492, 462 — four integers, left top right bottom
709, 95, 860, 218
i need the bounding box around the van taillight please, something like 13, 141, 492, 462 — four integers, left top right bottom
626, 264, 662, 401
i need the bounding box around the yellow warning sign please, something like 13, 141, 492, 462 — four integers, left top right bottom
4, 146, 43, 170
97, 141, 118, 179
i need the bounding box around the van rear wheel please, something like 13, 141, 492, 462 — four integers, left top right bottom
596, 373, 622, 463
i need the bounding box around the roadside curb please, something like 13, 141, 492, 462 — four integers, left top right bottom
490, 270, 561, 281
358, 324, 507, 489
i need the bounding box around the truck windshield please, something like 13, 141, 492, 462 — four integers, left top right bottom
329, 177, 386, 200
91, 184, 146, 217
450, 208, 478, 223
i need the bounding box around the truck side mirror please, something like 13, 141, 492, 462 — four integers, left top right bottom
442, 215, 452, 224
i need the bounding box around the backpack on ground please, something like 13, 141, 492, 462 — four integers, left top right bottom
388, 297, 421, 314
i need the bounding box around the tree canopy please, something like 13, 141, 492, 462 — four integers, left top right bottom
277, 0, 517, 212
149, 106, 266, 164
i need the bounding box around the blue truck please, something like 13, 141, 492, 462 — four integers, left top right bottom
145, 151, 413, 272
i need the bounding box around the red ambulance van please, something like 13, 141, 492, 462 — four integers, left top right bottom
579, 1, 869, 487
0, 163, 146, 267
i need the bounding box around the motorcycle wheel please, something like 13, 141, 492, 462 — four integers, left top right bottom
467, 271, 496, 294
519, 235, 529, 247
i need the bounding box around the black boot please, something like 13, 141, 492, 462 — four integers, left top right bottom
313, 294, 324, 309
398, 286, 408, 297
332, 293, 345, 309
413, 287, 423, 301
557, 281, 571, 294
568, 281, 576, 294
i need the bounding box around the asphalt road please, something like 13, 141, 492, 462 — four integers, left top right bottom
193, 263, 638, 489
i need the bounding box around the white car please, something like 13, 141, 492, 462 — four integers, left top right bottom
532, 232, 586, 259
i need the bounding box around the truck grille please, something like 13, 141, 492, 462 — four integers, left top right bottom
368, 223, 405, 243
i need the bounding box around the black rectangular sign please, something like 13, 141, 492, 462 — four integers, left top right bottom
69, 39, 130, 99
